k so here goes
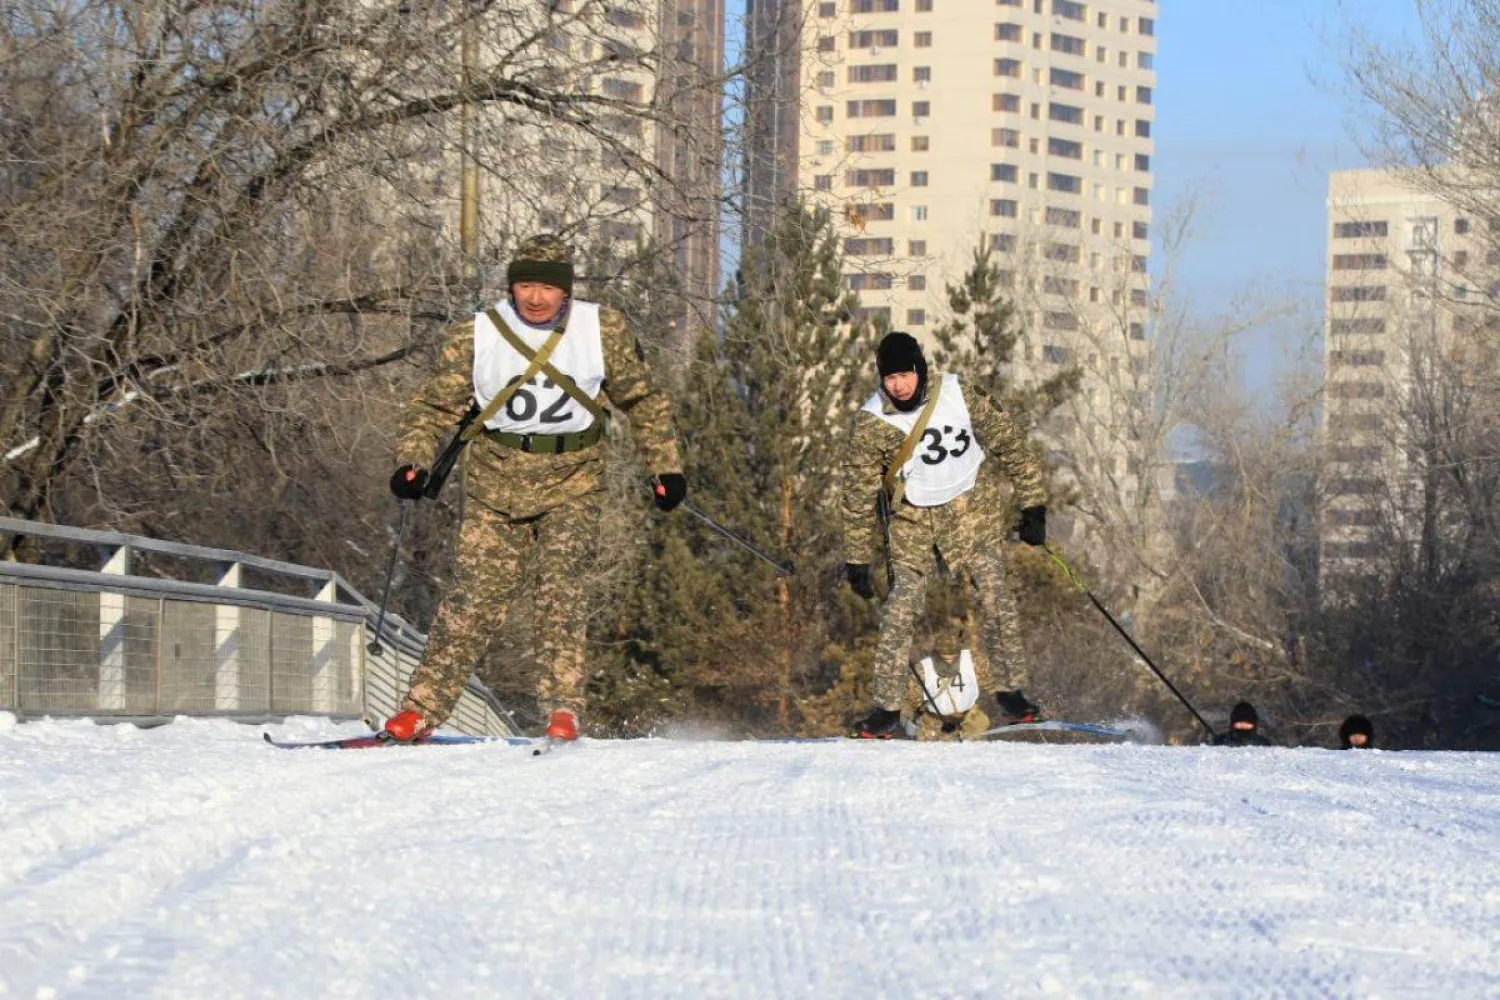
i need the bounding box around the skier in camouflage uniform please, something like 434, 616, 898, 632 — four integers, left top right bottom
382, 235, 684, 743
841, 332, 1047, 739
907, 616, 993, 742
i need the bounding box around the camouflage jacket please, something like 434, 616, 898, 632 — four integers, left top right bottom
839, 378, 1046, 562
397, 303, 681, 520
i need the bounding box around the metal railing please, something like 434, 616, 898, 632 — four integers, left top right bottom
0, 516, 518, 738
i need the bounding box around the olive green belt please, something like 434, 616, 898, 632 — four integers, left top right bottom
483, 423, 606, 454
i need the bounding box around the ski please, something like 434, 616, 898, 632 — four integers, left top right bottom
262, 731, 533, 750
979, 720, 1134, 740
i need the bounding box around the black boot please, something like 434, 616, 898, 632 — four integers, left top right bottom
994, 689, 1042, 723
853, 706, 904, 739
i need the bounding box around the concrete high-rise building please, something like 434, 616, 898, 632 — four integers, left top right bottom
1320, 168, 1492, 586
745, 0, 1159, 547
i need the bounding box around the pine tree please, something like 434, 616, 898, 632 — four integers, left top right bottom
596, 202, 878, 735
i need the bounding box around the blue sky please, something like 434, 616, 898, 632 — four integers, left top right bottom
1151, 0, 1422, 394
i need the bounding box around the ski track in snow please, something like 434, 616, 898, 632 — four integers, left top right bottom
1, 718, 1498, 999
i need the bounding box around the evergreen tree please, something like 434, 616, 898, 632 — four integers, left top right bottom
595, 203, 878, 735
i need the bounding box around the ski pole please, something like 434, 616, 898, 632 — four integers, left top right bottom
366, 500, 412, 657
649, 482, 795, 576
1043, 543, 1217, 740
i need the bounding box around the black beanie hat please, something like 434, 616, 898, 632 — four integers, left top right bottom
1230, 701, 1258, 727
1338, 714, 1373, 747
506, 234, 575, 296
876, 332, 928, 412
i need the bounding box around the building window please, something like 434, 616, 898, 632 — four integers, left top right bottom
909, 239, 928, 255
1045, 206, 1081, 228
991, 199, 1019, 217
995, 58, 1022, 78
1331, 254, 1388, 271
990, 233, 1016, 253
1129, 322, 1146, 340
844, 237, 895, 256
1455, 217, 1471, 234
912, 205, 928, 221
994, 93, 1021, 112
1047, 172, 1083, 194
908, 274, 927, 291
1044, 242, 1080, 262
1043, 275, 1080, 295
1134, 153, 1151, 172
849, 29, 900, 47
1042, 343, 1072, 362
1049, 102, 1084, 125
1133, 220, 1149, 241
916, 0, 932, 10
848, 64, 899, 83
845, 273, 894, 291
814, 175, 832, 191
1132, 186, 1150, 206
907, 308, 927, 325
817, 36, 835, 52
911, 170, 929, 186
1329, 318, 1387, 335
1052, 0, 1086, 21
996, 22, 1023, 42
1329, 349, 1388, 365
819, 1, 836, 15
911, 135, 929, 151
913, 100, 930, 118
1044, 312, 1079, 331
816, 106, 833, 124
914, 66, 932, 83
847, 134, 897, 152
915, 31, 932, 47
992, 163, 1018, 182
846, 168, 896, 187
992, 128, 1020, 148
1332, 221, 1388, 239
1050, 67, 1085, 90
847, 99, 898, 118
1330, 285, 1386, 302
851, 0, 900, 10
1136, 85, 1153, 105
816, 140, 835, 156
1138, 17, 1154, 36
1048, 137, 1083, 159
1135, 119, 1151, 138
848, 202, 895, 222
817, 71, 835, 88
1051, 33, 1086, 56
1138, 51, 1154, 70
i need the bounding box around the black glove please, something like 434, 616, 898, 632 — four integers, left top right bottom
1017, 505, 1046, 547
845, 562, 876, 599
652, 473, 687, 512
390, 464, 429, 500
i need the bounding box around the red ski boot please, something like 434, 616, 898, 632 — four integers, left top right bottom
545, 709, 580, 742
382, 709, 431, 743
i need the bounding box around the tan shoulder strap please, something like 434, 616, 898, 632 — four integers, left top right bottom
882, 375, 944, 507
484, 307, 609, 428
458, 313, 565, 443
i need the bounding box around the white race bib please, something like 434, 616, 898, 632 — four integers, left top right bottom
473, 299, 605, 435
862, 373, 986, 506
917, 650, 979, 716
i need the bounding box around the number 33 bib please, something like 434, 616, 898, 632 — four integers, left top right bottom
863, 373, 986, 506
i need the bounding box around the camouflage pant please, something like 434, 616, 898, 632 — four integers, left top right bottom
871, 489, 1028, 710
913, 702, 992, 742
402, 492, 599, 727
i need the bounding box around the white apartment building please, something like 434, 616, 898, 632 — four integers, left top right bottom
751, 0, 1159, 548
1321, 168, 1495, 584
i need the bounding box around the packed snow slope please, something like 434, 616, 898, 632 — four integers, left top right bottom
2, 717, 1499, 1000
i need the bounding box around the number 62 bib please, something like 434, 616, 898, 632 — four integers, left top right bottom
473, 299, 606, 435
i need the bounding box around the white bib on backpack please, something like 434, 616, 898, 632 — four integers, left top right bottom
917, 650, 979, 716
862, 373, 986, 506
473, 299, 605, 435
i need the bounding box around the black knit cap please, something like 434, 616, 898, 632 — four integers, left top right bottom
1230, 701, 1258, 727
876, 331, 928, 412
506, 233, 575, 296
1338, 714, 1373, 747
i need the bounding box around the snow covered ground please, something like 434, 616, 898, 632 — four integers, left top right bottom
2, 715, 1498, 999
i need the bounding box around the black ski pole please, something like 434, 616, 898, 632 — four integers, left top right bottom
650, 482, 795, 576
876, 490, 897, 590
1043, 543, 1217, 740
366, 500, 412, 657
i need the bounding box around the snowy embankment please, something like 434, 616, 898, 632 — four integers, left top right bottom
1, 716, 1498, 999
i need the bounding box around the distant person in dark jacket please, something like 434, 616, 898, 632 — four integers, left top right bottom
1338, 714, 1374, 750
1212, 701, 1273, 747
